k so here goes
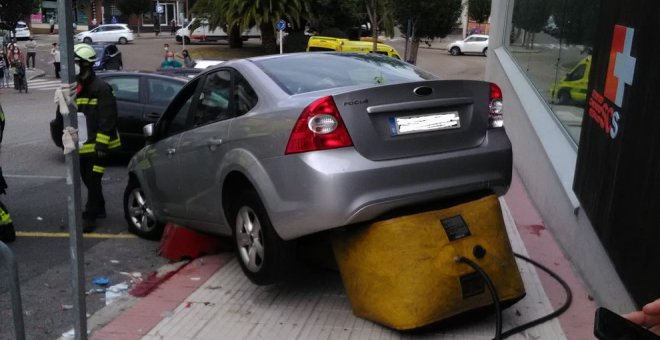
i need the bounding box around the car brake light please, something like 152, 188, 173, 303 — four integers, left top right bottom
285, 96, 353, 154
488, 82, 504, 128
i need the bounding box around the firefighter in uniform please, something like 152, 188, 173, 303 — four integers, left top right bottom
0, 166, 15, 243
73, 43, 121, 232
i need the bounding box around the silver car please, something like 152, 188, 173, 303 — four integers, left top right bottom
125, 53, 512, 284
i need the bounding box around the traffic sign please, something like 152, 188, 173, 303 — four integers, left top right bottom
156, 5, 164, 14
276, 19, 286, 31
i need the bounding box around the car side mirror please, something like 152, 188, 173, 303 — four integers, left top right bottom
143, 123, 154, 143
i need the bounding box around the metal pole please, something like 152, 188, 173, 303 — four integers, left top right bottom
279, 30, 283, 54
57, 0, 88, 338
0, 241, 25, 340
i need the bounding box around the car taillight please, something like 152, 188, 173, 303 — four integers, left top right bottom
285, 96, 353, 155
488, 82, 504, 128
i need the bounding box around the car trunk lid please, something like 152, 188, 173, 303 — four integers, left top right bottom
332, 80, 492, 161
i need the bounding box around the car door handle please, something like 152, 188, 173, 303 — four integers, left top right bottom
167, 148, 176, 157
207, 137, 223, 151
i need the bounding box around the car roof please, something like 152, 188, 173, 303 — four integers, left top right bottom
96, 70, 192, 82
469, 34, 489, 39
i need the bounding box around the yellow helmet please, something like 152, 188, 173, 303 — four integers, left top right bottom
73, 43, 97, 62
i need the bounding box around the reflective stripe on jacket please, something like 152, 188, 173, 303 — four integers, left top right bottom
76, 73, 121, 155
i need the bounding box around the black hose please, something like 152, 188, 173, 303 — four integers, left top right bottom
455, 251, 573, 340
456, 256, 503, 340
499, 252, 573, 338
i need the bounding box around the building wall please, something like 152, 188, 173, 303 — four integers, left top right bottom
485, 0, 636, 310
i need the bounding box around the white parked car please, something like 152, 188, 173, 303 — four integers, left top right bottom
75, 24, 134, 44
447, 34, 489, 56
14, 21, 31, 40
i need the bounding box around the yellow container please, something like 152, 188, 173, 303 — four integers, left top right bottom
332, 195, 525, 330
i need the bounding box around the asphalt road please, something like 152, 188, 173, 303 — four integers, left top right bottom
0, 32, 485, 339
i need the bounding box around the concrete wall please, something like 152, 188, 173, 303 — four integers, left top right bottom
485, 0, 636, 311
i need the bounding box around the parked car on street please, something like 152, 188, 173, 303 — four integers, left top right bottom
50, 71, 189, 154
14, 21, 31, 40
192, 59, 225, 69
75, 24, 134, 44
447, 34, 489, 56
91, 43, 123, 71
124, 52, 512, 285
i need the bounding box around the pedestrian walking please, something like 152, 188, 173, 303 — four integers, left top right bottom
0, 51, 9, 88
170, 19, 177, 35
51, 43, 61, 79
154, 16, 161, 36
69, 43, 121, 232
91, 17, 98, 29
25, 37, 37, 69
49, 17, 56, 34
111, 16, 118, 24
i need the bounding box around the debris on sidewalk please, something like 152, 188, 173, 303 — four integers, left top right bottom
105, 282, 130, 306
130, 260, 189, 297
92, 277, 111, 286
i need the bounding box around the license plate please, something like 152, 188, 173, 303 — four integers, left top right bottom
389, 111, 460, 136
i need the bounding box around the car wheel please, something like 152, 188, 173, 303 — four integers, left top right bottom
83, 37, 92, 44
230, 189, 295, 285
118, 37, 128, 45
184, 36, 191, 45
124, 179, 164, 240
450, 47, 461, 56
558, 89, 572, 105
483, 47, 488, 56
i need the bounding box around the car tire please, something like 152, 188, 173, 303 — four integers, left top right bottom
450, 47, 461, 56
558, 89, 571, 105
118, 37, 128, 45
483, 47, 488, 56
184, 36, 191, 45
230, 189, 296, 285
124, 179, 164, 240
83, 37, 92, 44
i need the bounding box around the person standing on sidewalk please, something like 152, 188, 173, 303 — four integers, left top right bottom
71, 43, 121, 232
170, 19, 177, 35
49, 17, 56, 34
25, 37, 37, 69
51, 43, 60, 79
0, 51, 9, 88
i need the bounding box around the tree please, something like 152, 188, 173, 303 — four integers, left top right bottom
550, 0, 599, 48
364, 0, 396, 54
117, 0, 152, 36
468, 0, 491, 33
512, 0, 551, 48
0, 0, 34, 38
305, 0, 365, 36
392, 0, 462, 63
192, 0, 311, 53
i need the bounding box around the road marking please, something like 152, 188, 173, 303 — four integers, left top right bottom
7, 78, 63, 91
16, 231, 138, 239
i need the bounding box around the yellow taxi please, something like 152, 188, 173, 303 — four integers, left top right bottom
306, 36, 401, 59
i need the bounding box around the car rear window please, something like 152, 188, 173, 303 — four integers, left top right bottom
253, 53, 437, 95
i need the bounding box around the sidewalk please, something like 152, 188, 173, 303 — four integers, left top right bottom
86, 171, 596, 340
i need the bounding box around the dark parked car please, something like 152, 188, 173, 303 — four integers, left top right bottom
124, 52, 512, 285
50, 71, 192, 154
91, 43, 123, 71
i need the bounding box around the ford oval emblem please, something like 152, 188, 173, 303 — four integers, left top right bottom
413, 86, 433, 96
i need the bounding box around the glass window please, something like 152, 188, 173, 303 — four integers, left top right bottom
193, 70, 232, 126
105, 76, 139, 102
147, 78, 183, 106
234, 73, 258, 116
255, 53, 437, 95
506, 0, 600, 144
159, 79, 199, 138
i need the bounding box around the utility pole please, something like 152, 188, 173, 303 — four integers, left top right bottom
56, 0, 88, 338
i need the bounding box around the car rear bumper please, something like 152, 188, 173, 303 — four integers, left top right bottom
259, 129, 512, 240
